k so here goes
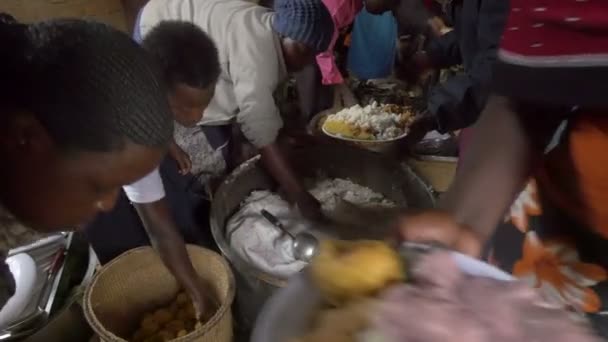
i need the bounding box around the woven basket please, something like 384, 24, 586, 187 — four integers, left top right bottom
84, 246, 235, 342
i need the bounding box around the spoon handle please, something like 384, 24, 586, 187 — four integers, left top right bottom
261, 210, 295, 239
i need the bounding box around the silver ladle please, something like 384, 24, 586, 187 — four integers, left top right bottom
261, 209, 319, 262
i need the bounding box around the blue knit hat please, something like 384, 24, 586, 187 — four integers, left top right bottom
273, 0, 335, 52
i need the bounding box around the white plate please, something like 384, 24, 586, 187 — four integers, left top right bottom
0, 253, 38, 328
321, 124, 408, 143
251, 251, 513, 342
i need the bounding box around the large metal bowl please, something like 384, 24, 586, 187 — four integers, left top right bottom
251, 246, 514, 342
209, 144, 435, 330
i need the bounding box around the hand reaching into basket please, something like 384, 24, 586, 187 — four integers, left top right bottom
188, 279, 216, 322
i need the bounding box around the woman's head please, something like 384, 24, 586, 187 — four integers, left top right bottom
142, 21, 220, 127
272, 0, 334, 72
0, 16, 173, 231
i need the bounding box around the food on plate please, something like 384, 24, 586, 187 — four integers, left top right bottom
322, 102, 415, 141
131, 292, 216, 342
310, 240, 405, 304
298, 250, 600, 342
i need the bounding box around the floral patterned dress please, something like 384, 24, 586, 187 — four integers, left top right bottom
488, 114, 608, 337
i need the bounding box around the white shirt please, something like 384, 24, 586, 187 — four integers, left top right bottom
139, 0, 288, 148
122, 168, 165, 204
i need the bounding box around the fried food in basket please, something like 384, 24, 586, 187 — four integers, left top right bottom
310, 240, 405, 305
131, 292, 214, 342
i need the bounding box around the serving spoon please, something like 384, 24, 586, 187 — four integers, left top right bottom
261, 210, 319, 262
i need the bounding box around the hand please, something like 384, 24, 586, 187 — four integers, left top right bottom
296, 192, 324, 221
396, 209, 483, 257
333, 83, 358, 110
395, 51, 433, 85
280, 130, 324, 151
187, 280, 213, 321
404, 111, 438, 148
169, 142, 192, 175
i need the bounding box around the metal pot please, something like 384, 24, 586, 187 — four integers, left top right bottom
209, 144, 435, 330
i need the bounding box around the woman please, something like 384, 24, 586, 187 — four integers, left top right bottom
0, 16, 194, 310
137, 0, 335, 219
398, 0, 608, 336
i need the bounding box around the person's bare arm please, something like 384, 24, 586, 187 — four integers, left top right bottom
399, 96, 568, 255
441, 96, 565, 239
134, 200, 208, 317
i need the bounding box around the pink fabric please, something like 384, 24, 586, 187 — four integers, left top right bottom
317, 0, 363, 85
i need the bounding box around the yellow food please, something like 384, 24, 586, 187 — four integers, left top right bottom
156, 330, 175, 341
176, 292, 190, 306
323, 119, 373, 140
165, 320, 185, 334
130, 291, 217, 341
153, 309, 173, 326
310, 240, 405, 304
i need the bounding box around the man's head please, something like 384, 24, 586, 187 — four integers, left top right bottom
0, 16, 173, 231
143, 21, 220, 127
273, 0, 334, 72
365, 0, 399, 14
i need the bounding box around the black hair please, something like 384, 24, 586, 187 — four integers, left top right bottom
0, 14, 173, 152
142, 21, 220, 90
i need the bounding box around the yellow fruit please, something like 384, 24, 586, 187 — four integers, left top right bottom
323, 119, 372, 140
310, 240, 405, 304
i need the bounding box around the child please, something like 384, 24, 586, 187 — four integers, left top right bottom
85, 21, 221, 318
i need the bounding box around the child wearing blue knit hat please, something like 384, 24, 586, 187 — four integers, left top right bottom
273, 0, 334, 54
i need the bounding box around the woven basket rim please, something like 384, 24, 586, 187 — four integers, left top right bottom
83, 246, 235, 342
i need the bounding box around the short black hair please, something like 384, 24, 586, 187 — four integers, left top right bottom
0, 15, 173, 152
142, 21, 220, 90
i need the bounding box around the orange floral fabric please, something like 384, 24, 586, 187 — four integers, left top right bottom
513, 232, 608, 313
507, 179, 542, 233
540, 114, 608, 238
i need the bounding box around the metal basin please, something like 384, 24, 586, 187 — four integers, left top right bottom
209, 144, 435, 330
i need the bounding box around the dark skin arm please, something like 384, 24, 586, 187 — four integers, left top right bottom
134, 200, 208, 318
260, 143, 322, 220
399, 96, 567, 255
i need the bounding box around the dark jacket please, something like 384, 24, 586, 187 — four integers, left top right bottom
425, 0, 509, 132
